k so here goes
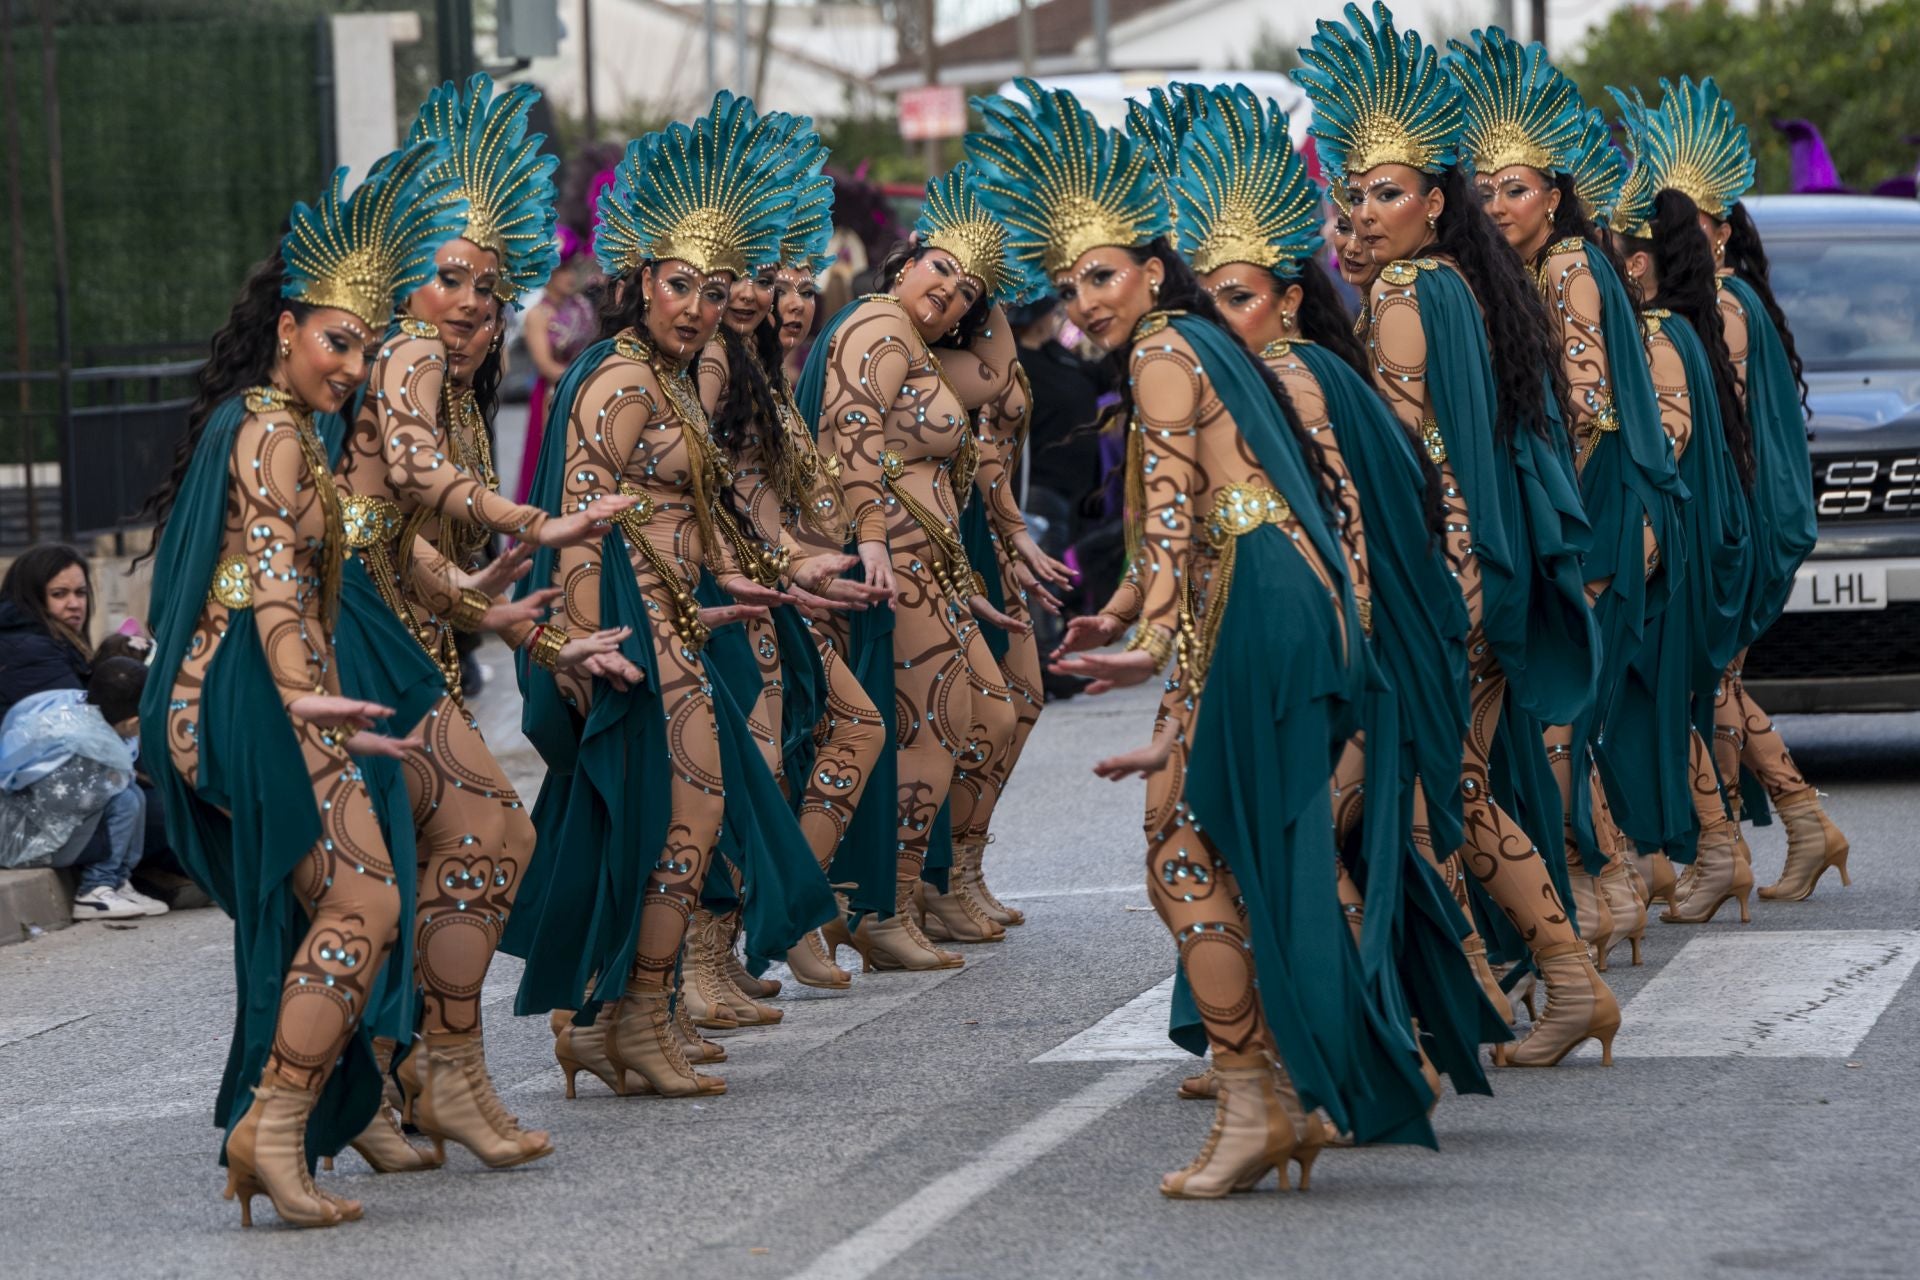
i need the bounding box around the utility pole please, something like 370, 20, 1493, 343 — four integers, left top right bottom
582, 0, 597, 141
734, 0, 748, 91
2, 0, 35, 538
436, 0, 475, 83
1531, 0, 1547, 48
1017, 0, 1034, 75
704, 0, 717, 102
36, 0, 71, 541
921, 0, 938, 175
1091, 0, 1109, 71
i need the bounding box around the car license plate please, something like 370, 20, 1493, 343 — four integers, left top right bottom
1784, 562, 1889, 612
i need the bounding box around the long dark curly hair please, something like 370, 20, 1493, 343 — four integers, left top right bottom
1619, 190, 1755, 488
707, 312, 791, 524
1105, 239, 1342, 520
1419, 165, 1571, 445
1723, 200, 1811, 415
134, 250, 312, 566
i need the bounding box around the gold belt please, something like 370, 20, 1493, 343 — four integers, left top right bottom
1179, 483, 1293, 686
880, 450, 985, 604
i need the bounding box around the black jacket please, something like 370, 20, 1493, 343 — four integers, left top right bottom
0, 599, 88, 724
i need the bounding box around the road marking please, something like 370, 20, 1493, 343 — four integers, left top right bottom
1001, 884, 1140, 901
1576, 930, 1920, 1059
1030, 975, 1190, 1063
781, 1063, 1166, 1280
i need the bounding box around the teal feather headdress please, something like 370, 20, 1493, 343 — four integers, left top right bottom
914, 161, 1029, 304
1125, 82, 1210, 226
591, 92, 801, 280
1640, 76, 1756, 220
1444, 27, 1581, 177
965, 77, 1171, 278
1172, 85, 1323, 279
406, 73, 560, 305
1605, 85, 1659, 237
281, 139, 466, 333
1566, 107, 1626, 225
1296, 2, 1463, 178
782, 171, 836, 274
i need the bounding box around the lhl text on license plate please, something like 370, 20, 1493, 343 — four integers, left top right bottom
1785, 562, 1889, 612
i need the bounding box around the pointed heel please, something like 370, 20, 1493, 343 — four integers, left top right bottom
1628, 935, 1643, 966
1836, 851, 1852, 887
1292, 1146, 1319, 1192
562, 1064, 580, 1100
1598, 1021, 1619, 1067
224, 1169, 259, 1229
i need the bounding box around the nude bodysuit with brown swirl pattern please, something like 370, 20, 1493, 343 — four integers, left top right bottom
338, 328, 543, 1039
817, 298, 1018, 891
166, 395, 402, 1093
1366, 263, 1581, 956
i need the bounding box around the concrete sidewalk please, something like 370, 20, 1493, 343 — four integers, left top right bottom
0, 868, 70, 945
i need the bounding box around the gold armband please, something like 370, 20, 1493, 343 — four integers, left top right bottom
528, 623, 568, 672
1358, 596, 1374, 636
449, 588, 491, 632
1126, 623, 1175, 669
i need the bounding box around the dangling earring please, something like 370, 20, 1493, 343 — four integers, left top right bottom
1149, 278, 1161, 301
1426, 213, 1439, 231
1281, 309, 1297, 334
278, 337, 291, 359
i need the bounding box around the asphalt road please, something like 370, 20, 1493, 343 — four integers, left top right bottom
4, 645, 1917, 1280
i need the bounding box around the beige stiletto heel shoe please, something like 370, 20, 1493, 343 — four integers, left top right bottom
1492, 941, 1621, 1068
1160, 1051, 1299, 1199
1761, 786, 1852, 901
223, 1070, 345, 1229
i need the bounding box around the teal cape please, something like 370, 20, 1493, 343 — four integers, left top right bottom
1298, 341, 1511, 1089
1567, 246, 1687, 871
140, 392, 422, 1164
1156, 314, 1437, 1147
1409, 262, 1598, 957
1724, 275, 1816, 826
499, 337, 833, 1014
794, 300, 902, 919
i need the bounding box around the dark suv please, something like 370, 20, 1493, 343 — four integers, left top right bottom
1737, 195, 1920, 713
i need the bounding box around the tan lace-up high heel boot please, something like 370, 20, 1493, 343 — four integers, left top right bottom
1566, 865, 1615, 970
718, 910, 783, 999
1160, 1050, 1300, 1199
605, 979, 726, 1097
1660, 824, 1754, 925
786, 928, 853, 989
1597, 861, 1647, 967
403, 1032, 554, 1168
1460, 933, 1513, 1025
848, 871, 964, 971
957, 838, 1024, 926
682, 912, 744, 1030
1760, 786, 1852, 901
224, 1068, 347, 1229
1492, 940, 1621, 1068
700, 911, 783, 1025
671, 973, 728, 1063
330, 1037, 441, 1172
918, 870, 1007, 943
552, 1008, 649, 1097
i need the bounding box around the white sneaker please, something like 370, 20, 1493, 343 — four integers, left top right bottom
115, 881, 171, 917
72, 885, 145, 921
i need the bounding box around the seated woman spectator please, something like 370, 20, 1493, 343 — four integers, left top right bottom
0, 543, 93, 721
0, 655, 167, 919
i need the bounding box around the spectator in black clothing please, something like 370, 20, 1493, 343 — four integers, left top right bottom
0, 543, 93, 721
1012, 298, 1107, 550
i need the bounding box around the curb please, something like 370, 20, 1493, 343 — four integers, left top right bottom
0, 868, 73, 945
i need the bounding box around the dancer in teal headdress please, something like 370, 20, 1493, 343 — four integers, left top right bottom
1605, 82, 1762, 927
502, 92, 831, 1101
791, 160, 1032, 974
684, 114, 894, 1014
329, 74, 636, 1172
1446, 29, 1686, 973
1675, 79, 1850, 905
140, 139, 462, 1229
1160, 81, 1511, 1104
1295, 3, 1614, 1069
910, 162, 1077, 946
971, 75, 1435, 1197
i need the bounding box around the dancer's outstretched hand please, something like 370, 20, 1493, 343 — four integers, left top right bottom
1049, 613, 1123, 659
288, 694, 397, 732
722, 575, 793, 608
1010, 531, 1075, 588
465, 542, 534, 597
1011, 561, 1062, 616
968, 593, 1031, 634
857, 540, 899, 608
555, 626, 632, 670
1092, 724, 1176, 780
581, 649, 643, 691
699, 603, 771, 630
484, 587, 561, 632
342, 731, 425, 760
1049, 647, 1157, 694
537, 493, 638, 548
